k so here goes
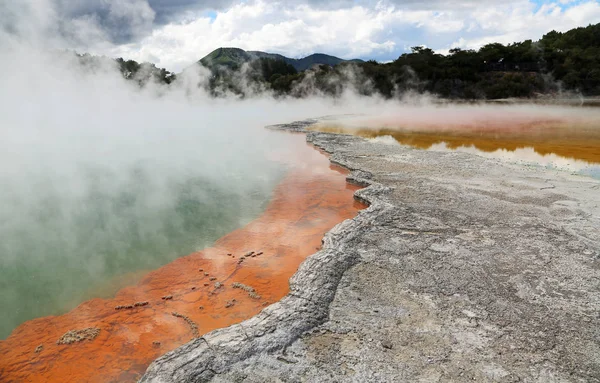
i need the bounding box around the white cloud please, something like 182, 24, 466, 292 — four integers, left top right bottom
448, 1, 600, 51
2, 0, 599, 71
107, 2, 403, 70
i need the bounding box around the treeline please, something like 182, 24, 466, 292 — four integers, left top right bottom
115, 58, 176, 85
233, 23, 599, 99
75, 53, 177, 86
206, 57, 298, 95
203, 24, 600, 99
77, 23, 600, 99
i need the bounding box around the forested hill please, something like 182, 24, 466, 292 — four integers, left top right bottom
92, 23, 600, 99
199, 47, 363, 72
379, 23, 600, 98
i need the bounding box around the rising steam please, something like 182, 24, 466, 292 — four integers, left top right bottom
0, 36, 383, 338
1, 0, 599, 340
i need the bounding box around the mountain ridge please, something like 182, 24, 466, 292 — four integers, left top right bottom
199, 47, 364, 72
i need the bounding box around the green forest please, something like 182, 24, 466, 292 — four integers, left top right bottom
106, 23, 600, 99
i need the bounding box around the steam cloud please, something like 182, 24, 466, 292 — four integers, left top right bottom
1, 0, 599, 340
0, 14, 385, 338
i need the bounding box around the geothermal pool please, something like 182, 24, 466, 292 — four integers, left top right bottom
3, 104, 599, 382
313, 106, 600, 180
0, 134, 287, 340
0, 131, 365, 383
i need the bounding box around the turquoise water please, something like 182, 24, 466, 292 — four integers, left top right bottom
0, 130, 291, 339
581, 166, 600, 180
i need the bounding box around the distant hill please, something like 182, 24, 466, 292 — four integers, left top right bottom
199, 47, 363, 72
75, 23, 600, 99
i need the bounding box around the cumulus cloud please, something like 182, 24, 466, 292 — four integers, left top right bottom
447, 1, 600, 51
1, 0, 599, 71
0, 0, 155, 47
55, 0, 156, 43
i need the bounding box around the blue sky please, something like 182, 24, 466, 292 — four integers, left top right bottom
205, 10, 218, 21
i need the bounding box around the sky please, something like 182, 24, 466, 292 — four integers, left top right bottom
2, 0, 600, 72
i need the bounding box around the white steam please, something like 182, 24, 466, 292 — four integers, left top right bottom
2, 0, 599, 340
0, 30, 385, 338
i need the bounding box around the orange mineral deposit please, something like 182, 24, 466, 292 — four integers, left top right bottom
0, 134, 366, 383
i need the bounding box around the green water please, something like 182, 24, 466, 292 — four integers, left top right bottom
0, 150, 287, 339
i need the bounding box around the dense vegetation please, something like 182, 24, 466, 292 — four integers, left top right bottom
75, 53, 177, 86
80, 23, 600, 99
244, 23, 600, 99
115, 57, 176, 85
199, 47, 362, 72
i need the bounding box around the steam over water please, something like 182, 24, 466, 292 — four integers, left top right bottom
3, 48, 600, 342
313, 105, 600, 179
0, 130, 289, 338
0, 49, 356, 339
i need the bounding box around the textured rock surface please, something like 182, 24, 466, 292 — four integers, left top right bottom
141, 120, 600, 383
0, 132, 362, 383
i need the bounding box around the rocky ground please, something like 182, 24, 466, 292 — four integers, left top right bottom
141, 119, 600, 383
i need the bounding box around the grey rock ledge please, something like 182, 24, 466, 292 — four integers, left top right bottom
140, 120, 391, 383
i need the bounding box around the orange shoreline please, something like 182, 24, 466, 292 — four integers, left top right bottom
0, 136, 365, 383
315, 120, 600, 164
354, 127, 600, 164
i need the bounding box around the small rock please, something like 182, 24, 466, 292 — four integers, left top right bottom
276, 355, 298, 364
462, 310, 479, 318
381, 340, 393, 350
57, 328, 101, 345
